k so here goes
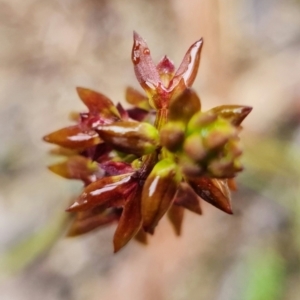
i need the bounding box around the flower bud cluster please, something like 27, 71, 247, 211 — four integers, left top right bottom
44, 32, 252, 252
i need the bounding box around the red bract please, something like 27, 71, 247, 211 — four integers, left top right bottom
44, 32, 252, 252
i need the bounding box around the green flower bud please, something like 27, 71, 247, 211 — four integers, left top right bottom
186, 111, 217, 135
168, 88, 201, 123
160, 121, 185, 152
183, 133, 206, 162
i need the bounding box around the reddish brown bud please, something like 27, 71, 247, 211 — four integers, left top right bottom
142, 159, 181, 233
67, 209, 119, 237
97, 121, 159, 156
43, 125, 101, 149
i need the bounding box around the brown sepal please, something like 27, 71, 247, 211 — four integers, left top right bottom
67, 209, 119, 237
188, 177, 233, 214
174, 182, 202, 214
48, 155, 101, 184
125, 87, 151, 111
76, 87, 120, 119
113, 185, 142, 252
134, 228, 148, 245
66, 173, 134, 212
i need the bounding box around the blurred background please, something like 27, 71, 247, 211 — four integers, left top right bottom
1, 0, 300, 299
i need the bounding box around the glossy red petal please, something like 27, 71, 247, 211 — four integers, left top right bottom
43, 125, 101, 149
188, 177, 233, 214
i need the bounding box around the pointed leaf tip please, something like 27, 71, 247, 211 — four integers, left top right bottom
171, 38, 203, 91
208, 105, 253, 126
